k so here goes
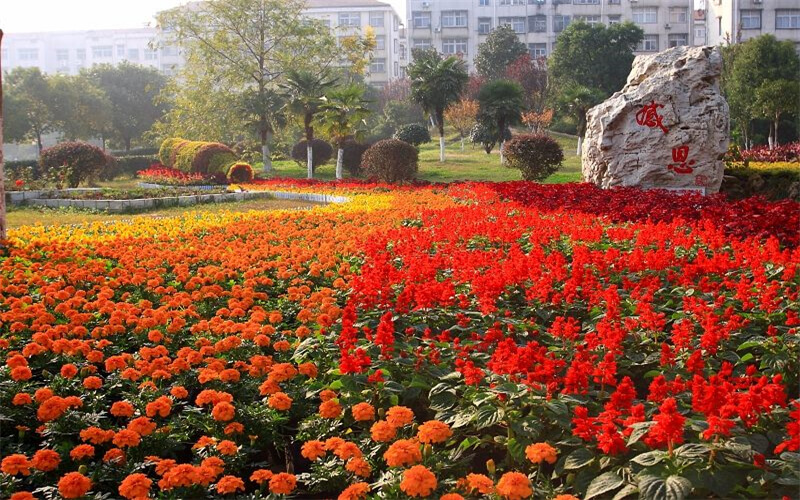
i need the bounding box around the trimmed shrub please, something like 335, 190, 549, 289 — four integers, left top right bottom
291, 139, 333, 170
393, 124, 431, 147
227, 162, 255, 183
159, 138, 185, 166
174, 141, 206, 172
503, 134, 564, 181
342, 140, 371, 177
193, 143, 237, 175
39, 141, 113, 188
361, 139, 418, 183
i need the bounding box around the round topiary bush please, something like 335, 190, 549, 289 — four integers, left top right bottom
503, 134, 564, 181
361, 139, 419, 183
342, 140, 371, 177
291, 139, 333, 170
227, 162, 254, 183
39, 141, 113, 188
193, 143, 237, 175
393, 124, 431, 147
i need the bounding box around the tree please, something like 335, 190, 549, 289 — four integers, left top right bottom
521, 109, 554, 134
754, 79, 800, 149
3, 67, 54, 152
477, 80, 524, 163
549, 21, 643, 96
556, 84, 605, 155
49, 74, 113, 145
444, 99, 479, 151
504, 55, 548, 112
408, 48, 469, 162
281, 69, 338, 179
85, 63, 166, 151
724, 35, 800, 148
475, 26, 528, 80
158, 0, 338, 172
315, 84, 371, 180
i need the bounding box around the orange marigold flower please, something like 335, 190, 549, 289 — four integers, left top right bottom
386, 406, 414, 427
119, 473, 152, 499
496, 472, 533, 500
268, 392, 293, 411
103, 448, 126, 465
82, 376, 102, 390
301, 440, 326, 461
325, 437, 346, 452
58, 472, 92, 499
298, 362, 318, 378
80, 426, 114, 444
339, 482, 370, 500
60, 364, 78, 379
31, 449, 60, 472
417, 420, 453, 444
12, 393, 32, 406
465, 473, 494, 494
11, 366, 33, 381
319, 389, 337, 402
216, 440, 238, 456
525, 443, 558, 465
224, 422, 244, 435
351, 402, 375, 422
273, 340, 291, 352
154, 458, 177, 477
201, 457, 225, 477
320, 399, 343, 418
383, 439, 422, 467
110, 401, 135, 418
170, 386, 189, 399
145, 396, 172, 418
250, 469, 273, 484
216, 475, 245, 495
160, 464, 197, 489
10, 492, 36, 500
400, 465, 437, 498
553, 495, 580, 500
1, 454, 31, 476
345, 457, 371, 477
113, 429, 141, 448
34, 388, 54, 403
441, 495, 465, 500
370, 420, 397, 442
69, 444, 95, 461
269, 472, 297, 495
128, 416, 156, 436
212, 402, 235, 422
334, 441, 363, 461
269, 363, 297, 383
37, 396, 67, 422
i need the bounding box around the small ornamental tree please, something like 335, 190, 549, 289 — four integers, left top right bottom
393, 124, 431, 147
361, 139, 418, 183
39, 141, 112, 188
444, 99, 479, 150
503, 134, 564, 181
469, 121, 511, 154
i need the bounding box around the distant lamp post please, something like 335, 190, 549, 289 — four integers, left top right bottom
0, 29, 6, 243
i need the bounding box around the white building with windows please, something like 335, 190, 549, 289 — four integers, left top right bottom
406, 0, 697, 72
705, 0, 800, 52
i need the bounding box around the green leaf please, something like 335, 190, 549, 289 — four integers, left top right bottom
429, 389, 458, 412
627, 421, 656, 446
631, 450, 666, 467
475, 404, 504, 429
637, 475, 665, 500
665, 476, 693, 500
612, 484, 639, 500
564, 448, 595, 470
585, 472, 624, 500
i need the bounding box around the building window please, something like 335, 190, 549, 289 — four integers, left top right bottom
399, 44, 407, 59
574, 0, 599, 4
740, 10, 761, 29
668, 33, 688, 47
478, 17, 493, 34
529, 15, 547, 32
370, 58, 386, 73
412, 38, 432, 50
412, 11, 431, 29
553, 15, 571, 33
442, 38, 468, 55
694, 27, 706, 43
128, 48, 140, 60
500, 0, 525, 5
18, 48, 39, 60
632, 8, 658, 24
92, 45, 113, 58
369, 12, 384, 27
56, 49, 69, 61
442, 11, 468, 28
575, 15, 600, 26
339, 13, 361, 27
529, 0, 546, 4
117, 44, 125, 57
499, 17, 526, 33
528, 43, 547, 58
375, 35, 386, 50
608, 15, 622, 25
776, 10, 800, 29
161, 45, 179, 57
608, 0, 620, 4
479, 0, 490, 5
669, 7, 688, 24
637, 35, 659, 52
144, 48, 157, 60
553, 0, 571, 4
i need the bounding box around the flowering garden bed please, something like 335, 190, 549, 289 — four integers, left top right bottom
0, 181, 798, 500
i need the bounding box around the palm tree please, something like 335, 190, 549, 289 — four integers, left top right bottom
557, 84, 605, 156
281, 69, 338, 179
315, 85, 371, 180
408, 48, 469, 162
477, 80, 524, 164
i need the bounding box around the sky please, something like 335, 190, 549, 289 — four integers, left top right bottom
1, 0, 406, 34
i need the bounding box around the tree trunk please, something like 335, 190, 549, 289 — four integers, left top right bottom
36, 131, 43, 155
307, 145, 313, 179
437, 110, 445, 162
460, 136, 464, 151
336, 147, 344, 180
0, 30, 6, 242
774, 113, 780, 148
261, 126, 272, 173
125, 137, 131, 152
576, 136, 583, 156
498, 118, 506, 165
101, 135, 106, 151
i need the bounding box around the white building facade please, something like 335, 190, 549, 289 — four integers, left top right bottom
705, 0, 800, 51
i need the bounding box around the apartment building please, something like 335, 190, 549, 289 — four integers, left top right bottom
1, 28, 182, 76
705, 0, 800, 51
304, 0, 406, 85
406, 0, 696, 72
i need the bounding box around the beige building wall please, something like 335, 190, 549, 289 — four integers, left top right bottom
706, 0, 800, 51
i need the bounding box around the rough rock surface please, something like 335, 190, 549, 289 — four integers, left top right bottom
582, 46, 729, 194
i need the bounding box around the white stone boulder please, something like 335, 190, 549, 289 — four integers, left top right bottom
582, 46, 729, 194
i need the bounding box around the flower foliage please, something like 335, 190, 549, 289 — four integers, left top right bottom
0, 180, 799, 499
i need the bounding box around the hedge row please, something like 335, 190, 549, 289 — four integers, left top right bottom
159, 138, 238, 174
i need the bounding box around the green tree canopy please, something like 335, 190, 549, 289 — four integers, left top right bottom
556, 83, 605, 155
475, 25, 529, 80
49, 74, 113, 144
315, 84, 371, 179
3, 67, 54, 152
477, 80, 524, 162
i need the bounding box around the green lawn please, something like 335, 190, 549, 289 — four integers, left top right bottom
252, 131, 583, 184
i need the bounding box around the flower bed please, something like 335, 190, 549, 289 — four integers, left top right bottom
138, 164, 226, 186
56, 187, 229, 200
0, 181, 798, 500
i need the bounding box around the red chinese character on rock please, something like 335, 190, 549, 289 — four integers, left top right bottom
668, 145, 696, 174
636, 101, 669, 134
